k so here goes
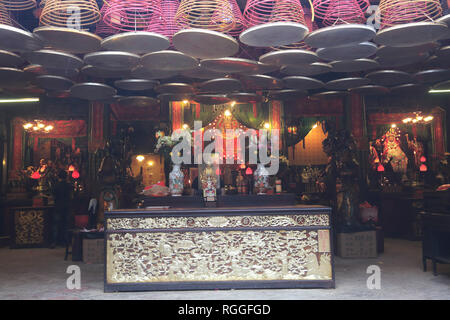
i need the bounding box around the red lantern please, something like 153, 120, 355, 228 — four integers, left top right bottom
245, 167, 253, 175
31, 171, 41, 179
419, 164, 427, 172
72, 170, 80, 179
377, 164, 385, 172
420, 156, 426, 163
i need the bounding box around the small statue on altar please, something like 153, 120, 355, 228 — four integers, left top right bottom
236, 171, 245, 194
381, 127, 408, 179
254, 163, 269, 195
406, 135, 425, 168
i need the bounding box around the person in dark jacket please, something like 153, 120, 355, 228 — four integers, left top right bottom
51, 170, 73, 248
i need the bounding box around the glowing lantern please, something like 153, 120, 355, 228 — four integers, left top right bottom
245, 167, 253, 175
68, 165, 75, 172
240, 164, 246, 169
72, 170, 80, 179
216, 168, 221, 175
420, 156, 426, 163
377, 164, 385, 172
31, 171, 41, 179
420, 164, 427, 172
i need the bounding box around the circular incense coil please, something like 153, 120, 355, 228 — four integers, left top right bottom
173, 29, 239, 59
227, 92, 262, 103
366, 70, 414, 86
239, 22, 309, 47
0, 3, 13, 25
374, 22, 448, 47
70, 82, 117, 101
425, 55, 450, 69
193, 94, 230, 104
304, 24, 376, 49
155, 83, 195, 94
311, 90, 349, 99
131, 66, 178, 80
33, 26, 101, 54
0, 67, 27, 87
141, 50, 198, 71
1, 0, 36, 11
0, 24, 43, 52
0, 50, 24, 67
414, 69, 450, 84
349, 85, 390, 95
157, 93, 193, 101
114, 79, 159, 91
375, 52, 430, 68
316, 42, 377, 61
81, 65, 131, 79
40, 0, 100, 27
326, 77, 371, 90
200, 57, 259, 74
312, 0, 369, 26
268, 89, 307, 100
181, 65, 229, 79
175, 0, 235, 33
280, 62, 332, 76
389, 83, 428, 95
22, 49, 83, 69
102, 0, 163, 32
226, 0, 247, 37
330, 59, 379, 73
259, 49, 319, 66
282, 76, 324, 90
117, 96, 159, 108
23, 64, 79, 78
242, 74, 283, 90
101, 32, 170, 55
159, 0, 181, 41
199, 78, 242, 93
376, 43, 438, 59
378, 0, 442, 30
35, 75, 74, 91
95, 4, 119, 38
84, 51, 140, 71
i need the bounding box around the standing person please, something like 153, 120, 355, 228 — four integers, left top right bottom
50, 170, 73, 248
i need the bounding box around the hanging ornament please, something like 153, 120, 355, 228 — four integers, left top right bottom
72, 170, 80, 179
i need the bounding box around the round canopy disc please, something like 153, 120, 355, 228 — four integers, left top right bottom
239, 22, 308, 47
155, 83, 195, 94
227, 92, 262, 103
141, 50, 198, 71
101, 32, 170, 54
35, 75, 74, 91
70, 83, 117, 101
375, 52, 430, 68
0, 50, 24, 67
157, 93, 193, 101
200, 58, 259, 74
268, 89, 307, 101
33, 26, 101, 54
280, 62, 332, 76
349, 85, 390, 95
22, 50, 83, 69
376, 43, 438, 59
259, 49, 319, 66
200, 78, 242, 93
81, 65, 131, 79
173, 29, 239, 59
283, 76, 324, 90
366, 70, 414, 86
131, 66, 178, 80
436, 46, 450, 59
181, 65, 229, 79
437, 14, 450, 39
114, 79, 159, 91
317, 42, 377, 61
194, 94, 231, 104
311, 91, 349, 99
326, 77, 371, 90
330, 59, 379, 72
242, 74, 283, 90
432, 80, 450, 90
305, 24, 376, 48
425, 55, 450, 69
46, 90, 71, 98
389, 83, 428, 95
0, 24, 43, 52
117, 96, 159, 108
374, 22, 448, 47
84, 51, 140, 71
414, 69, 450, 84
24, 64, 79, 79
0, 67, 27, 87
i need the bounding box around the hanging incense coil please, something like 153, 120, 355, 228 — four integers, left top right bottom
103, 0, 164, 32
312, 0, 370, 26
378, 0, 442, 30
0, 0, 36, 11
40, 0, 101, 27
159, 0, 180, 41
0, 3, 13, 24
243, 0, 307, 28
226, 0, 247, 37
175, 0, 236, 33
95, 4, 119, 37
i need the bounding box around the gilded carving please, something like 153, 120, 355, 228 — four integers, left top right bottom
14, 210, 45, 245
106, 229, 332, 283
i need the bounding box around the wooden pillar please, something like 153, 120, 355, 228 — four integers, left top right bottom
431, 107, 446, 162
